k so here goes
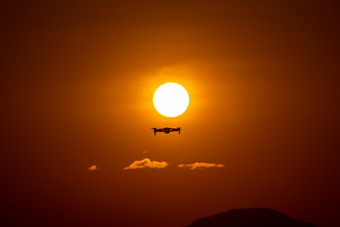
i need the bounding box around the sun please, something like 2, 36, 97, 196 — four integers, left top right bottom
153, 83, 189, 117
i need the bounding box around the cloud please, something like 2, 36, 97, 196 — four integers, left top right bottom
123, 158, 168, 170
178, 162, 225, 170
88, 165, 98, 171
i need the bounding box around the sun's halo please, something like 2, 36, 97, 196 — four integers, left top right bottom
153, 83, 189, 117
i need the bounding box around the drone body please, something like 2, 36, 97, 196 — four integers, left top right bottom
151, 127, 181, 135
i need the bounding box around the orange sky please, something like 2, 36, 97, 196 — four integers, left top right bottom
2, 1, 339, 227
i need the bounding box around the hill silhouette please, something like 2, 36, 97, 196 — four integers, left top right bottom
186, 208, 317, 227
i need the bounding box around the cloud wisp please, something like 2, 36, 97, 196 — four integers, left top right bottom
88, 165, 98, 171
178, 162, 225, 170
124, 158, 168, 170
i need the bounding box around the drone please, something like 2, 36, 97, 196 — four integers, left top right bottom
151, 127, 181, 135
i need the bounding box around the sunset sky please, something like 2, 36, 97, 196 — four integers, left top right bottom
2, 1, 339, 227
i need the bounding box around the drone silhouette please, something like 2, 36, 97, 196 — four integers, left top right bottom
151, 127, 181, 135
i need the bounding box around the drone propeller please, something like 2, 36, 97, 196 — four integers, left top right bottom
151, 128, 157, 135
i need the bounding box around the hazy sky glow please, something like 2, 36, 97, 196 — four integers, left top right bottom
1, 1, 339, 227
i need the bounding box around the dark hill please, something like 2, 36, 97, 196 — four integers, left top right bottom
186, 208, 317, 227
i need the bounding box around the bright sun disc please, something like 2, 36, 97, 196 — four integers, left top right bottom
153, 83, 189, 117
